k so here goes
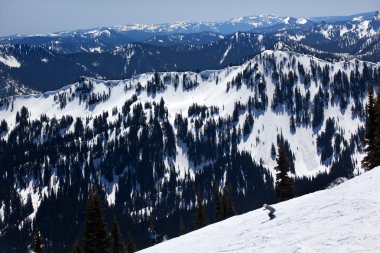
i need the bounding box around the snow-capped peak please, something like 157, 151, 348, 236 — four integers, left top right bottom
283, 17, 291, 24
296, 18, 308, 24
352, 16, 363, 22
85, 29, 111, 37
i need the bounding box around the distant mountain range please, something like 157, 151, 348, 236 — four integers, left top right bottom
2, 11, 377, 40
0, 10, 379, 97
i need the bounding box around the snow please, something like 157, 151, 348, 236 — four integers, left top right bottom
110, 14, 285, 34
1, 50, 378, 215
288, 35, 305, 41
219, 44, 232, 64
339, 26, 349, 37
257, 34, 264, 42
0, 55, 21, 68
114, 24, 161, 32
85, 29, 111, 37
0, 50, 376, 179
326, 177, 348, 189
106, 180, 118, 206
352, 16, 363, 21
296, 18, 308, 25
139, 168, 380, 253
80, 46, 89, 52
0, 202, 4, 223
18, 181, 43, 221
320, 25, 334, 39
168, 21, 194, 31
356, 20, 375, 38
283, 17, 290, 24
320, 18, 380, 40
89, 47, 102, 53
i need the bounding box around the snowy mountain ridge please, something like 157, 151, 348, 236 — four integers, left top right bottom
1, 49, 378, 178
1, 11, 377, 43
1, 14, 294, 39
138, 167, 380, 253
0, 49, 379, 252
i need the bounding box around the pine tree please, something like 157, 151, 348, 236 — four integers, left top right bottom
112, 217, 126, 253
222, 185, 236, 219
74, 117, 84, 137
178, 216, 185, 236
31, 228, 44, 253
362, 84, 377, 170
290, 114, 296, 133
271, 143, 276, 158
213, 187, 223, 222
195, 192, 208, 229
372, 81, 380, 168
126, 232, 136, 253
84, 188, 111, 253
149, 215, 155, 231
71, 241, 82, 253
275, 145, 296, 201
0, 119, 8, 132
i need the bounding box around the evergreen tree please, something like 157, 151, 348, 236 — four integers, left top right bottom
195, 192, 208, 229
71, 241, 82, 253
149, 215, 155, 232
126, 232, 136, 253
84, 188, 111, 253
213, 188, 223, 222
178, 216, 185, 236
275, 145, 296, 201
290, 114, 296, 133
222, 185, 236, 219
31, 228, 44, 253
74, 117, 84, 137
0, 119, 8, 132
271, 144, 276, 159
362, 84, 376, 170
373, 81, 380, 168
112, 217, 126, 253
312, 88, 324, 128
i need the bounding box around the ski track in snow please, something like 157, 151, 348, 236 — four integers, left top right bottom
139, 168, 380, 253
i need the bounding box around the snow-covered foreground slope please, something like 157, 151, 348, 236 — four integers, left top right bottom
139, 168, 380, 253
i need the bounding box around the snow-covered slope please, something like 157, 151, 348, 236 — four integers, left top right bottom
139, 168, 380, 253
0, 50, 378, 178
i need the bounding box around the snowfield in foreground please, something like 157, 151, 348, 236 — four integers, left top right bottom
139, 168, 380, 253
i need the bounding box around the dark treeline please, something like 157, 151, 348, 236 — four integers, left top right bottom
0, 97, 275, 252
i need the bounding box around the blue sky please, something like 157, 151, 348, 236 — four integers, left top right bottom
0, 0, 379, 36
